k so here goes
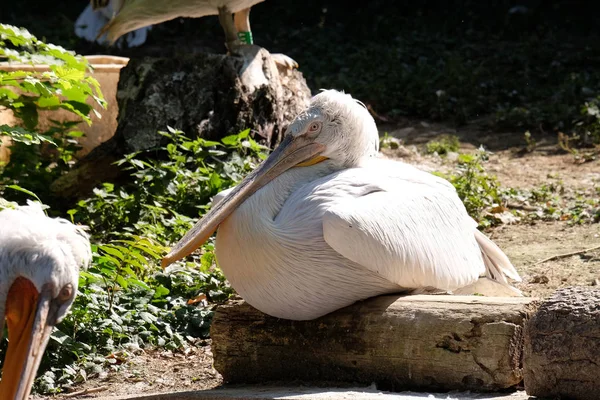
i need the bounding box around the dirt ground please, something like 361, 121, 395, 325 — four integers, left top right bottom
40, 120, 599, 399
38, 345, 223, 399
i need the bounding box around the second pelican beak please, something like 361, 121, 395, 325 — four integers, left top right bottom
0, 278, 55, 400
161, 134, 327, 268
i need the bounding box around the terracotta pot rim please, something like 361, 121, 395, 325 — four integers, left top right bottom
0, 55, 129, 73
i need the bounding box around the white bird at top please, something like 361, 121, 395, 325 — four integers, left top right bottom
161, 89, 522, 321
75, 0, 151, 48
0, 202, 91, 400
74, 0, 298, 69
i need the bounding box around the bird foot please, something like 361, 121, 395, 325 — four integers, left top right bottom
271, 53, 299, 70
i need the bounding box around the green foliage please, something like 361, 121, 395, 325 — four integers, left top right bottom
379, 132, 402, 149
426, 134, 460, 156
504, 183, 600, 225
0, 24, 106, 203
0, 121, 84, 201
0, 127, 266, 394
435, 148, 502, 228
523, 130, 536, 153
437, 151, 600, 228
37, 127, 265, 393
34, 238, 229, 393
0, 24, 105, 133
72, 127, 266, 243
575, 96, 600, 146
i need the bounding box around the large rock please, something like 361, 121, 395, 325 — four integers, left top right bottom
523, 286, 600, 400
50, 45, 311, 201
211, 294, 538, 392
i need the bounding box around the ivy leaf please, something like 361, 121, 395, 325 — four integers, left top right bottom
36, 95, 61, 108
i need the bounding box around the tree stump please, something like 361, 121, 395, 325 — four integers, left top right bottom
523, 286, 600, 400
50, 45, 311, 202
211, 294, 538, 392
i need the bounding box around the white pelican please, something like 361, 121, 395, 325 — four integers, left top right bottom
162, 90, 522, 321
75, 0, 151, 47
75, 0, 298, 68
0, 202, 91, 400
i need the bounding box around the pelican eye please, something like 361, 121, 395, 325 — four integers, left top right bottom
308, 122, 321, 133
57, 283, 74, 302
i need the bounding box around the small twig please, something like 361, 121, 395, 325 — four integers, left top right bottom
171, 361, 192, 368
531, 244, 600, 266
506, 202, 539, 212
63, 386, 109, 398
63, 386, 108, 398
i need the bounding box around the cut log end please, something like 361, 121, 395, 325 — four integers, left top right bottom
211, 294, 538, 393
523, 286, 600, 400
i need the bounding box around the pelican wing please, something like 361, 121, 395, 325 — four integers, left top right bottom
320, 160, 518, 292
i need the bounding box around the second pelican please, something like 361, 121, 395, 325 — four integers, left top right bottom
162, 89, 522, 320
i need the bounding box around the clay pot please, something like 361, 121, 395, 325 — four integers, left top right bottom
0, 55, 129, 164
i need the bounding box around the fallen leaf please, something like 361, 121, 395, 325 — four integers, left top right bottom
490, 205, 508, 214
187, 293, 207, 305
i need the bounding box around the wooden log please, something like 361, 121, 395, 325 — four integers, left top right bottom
211, 295, 538, 392
523, 286, 600, 400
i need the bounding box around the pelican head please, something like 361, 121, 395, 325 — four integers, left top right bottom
162, 89, 379, 267
0, 203, 91, 400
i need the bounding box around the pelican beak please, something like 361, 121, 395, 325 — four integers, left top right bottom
0, 278, 55, 400
161, 134, 327, 268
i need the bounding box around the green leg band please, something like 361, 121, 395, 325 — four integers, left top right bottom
237, 31, 253, 45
